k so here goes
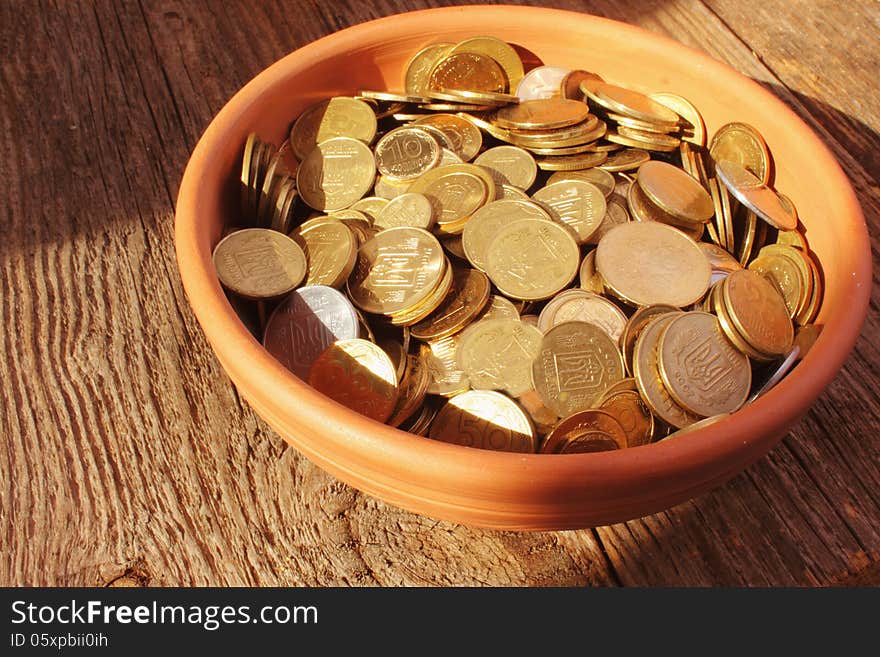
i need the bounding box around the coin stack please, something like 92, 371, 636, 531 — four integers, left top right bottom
213, 35, 822, 454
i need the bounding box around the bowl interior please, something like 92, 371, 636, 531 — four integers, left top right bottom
177, 6, 870, 528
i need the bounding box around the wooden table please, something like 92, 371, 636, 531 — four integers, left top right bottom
2, 0, 878, 587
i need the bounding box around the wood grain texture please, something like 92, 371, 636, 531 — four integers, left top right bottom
1, 0, 877, 586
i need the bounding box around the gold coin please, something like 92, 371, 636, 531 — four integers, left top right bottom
532, 320, 625, 417
540, 409, 626, 453
449, 36, 524, 91
262, 285, 360, 380
438, 87, 519, 106
484, 219, 579, 300
493, 98, 591, 130
748, 252, 806, 319
649, 92, 706, 146
578, 250, 604, 294
797, 255, 822, 326
357, 90, 430, 104
581, 80, 680, 127
714, 160, 797, 231
738, 208, 758, 266
410, 268, 491, 340
407, 164, 493, 233
374, 174, 411, 200
548, 168, 616, 198
349, 196, 389, 223
597, 148, 650, 172
308, 338, 399, 423
619, 304, 679, 376
598, 390, 655, 447
711, 282, 774, 361
722, 269, 794, 357
532, 179, 606, 244
289, 97, 377, 160
401, 397, 442, 436
662, 414, 730, 441
428, 51, 507, 93
601, 377, 639, 397
632, 313, 700, 429
515, 65, 570, 101
477, 294, 521, 322
290, 218, 358, 288
615, 125, 682, 151
596, 221, 711, 307
405, 43, 454, 96
456, 318, 543, 396
439, 148, 464, 167
637, 160, 714, 224
699, 243, 743, 274
240, 133, 257, 218
505, 119, 606, 148
419, 102, 496, 112
707, 178, 730, 249
537, 290, 628, 342
657, 311, 751, 416
525, 141, 602, 156
347, 226, 445, 315
296, 137, 376, 212
374, 126, 442, 180
496, 183, 530, 200
373, 192, 435, 230
428, 390, 536, 453
462, 199, 551, 272
268, 176, 297, 234
709, 122, 771, 185
441, 235, 467, 260
587, 196, 630, 245
388, 257, 453, 326
536, 150, 609, 171
560, 70, 603, 100
606, 112, 679, 134
776, 228, 808, 251
213, 228, 306, 300
376, 335, 407, 383
388, 353, 431, 428
413, 113, 483, 161
474, 145, 537, 189
422, 337, 469, 397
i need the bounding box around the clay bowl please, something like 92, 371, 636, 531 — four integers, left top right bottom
175, 6, 871, 530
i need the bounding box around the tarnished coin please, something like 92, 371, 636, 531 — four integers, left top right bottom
578, 250, 604, 294
597, 148, 651, 172
484, 219, 580, 300
619, 304, 679, 376
428, 51, 507, 93
410, 268, 491, 340
714, 160, 796, 231
450, 36, 524, 91
413, 113, 483, 161
516, 65, 570, 101
374, 126, 442, 180
532, 179, 607, 244
297, 137, 376, 211
493, 98, 591, 130
308, 338, 399, 423
462, 199, 551, 272
474, 145, 537, 189
657, 311, 751, 416
347, 227, 445, 315
532, 321, 626, 417
289, 97, 378, 160
262, 285, 359, 380
548, 168, 616, 198
373, 192, 435, 230
649, 92, 706, 146
637, 160, 714, 224
429, 390, 536, 453
422, 337, 469, 397
598, 390, 655, 448
537, 290, 627, 342
456, 318, 543, 396
405, 43, 454, 96
596, 221, 711, 307
722, 269, 794, 357
632, 313, 700, 429
213, 228, 306, 300
709, 122, 771, 185
540, 409, 626, 454
290, 218, 358, 288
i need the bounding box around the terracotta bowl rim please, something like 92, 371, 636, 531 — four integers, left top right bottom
174, 6, 871, 497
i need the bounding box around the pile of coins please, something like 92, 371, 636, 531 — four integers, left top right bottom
213, 35, 822, 454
